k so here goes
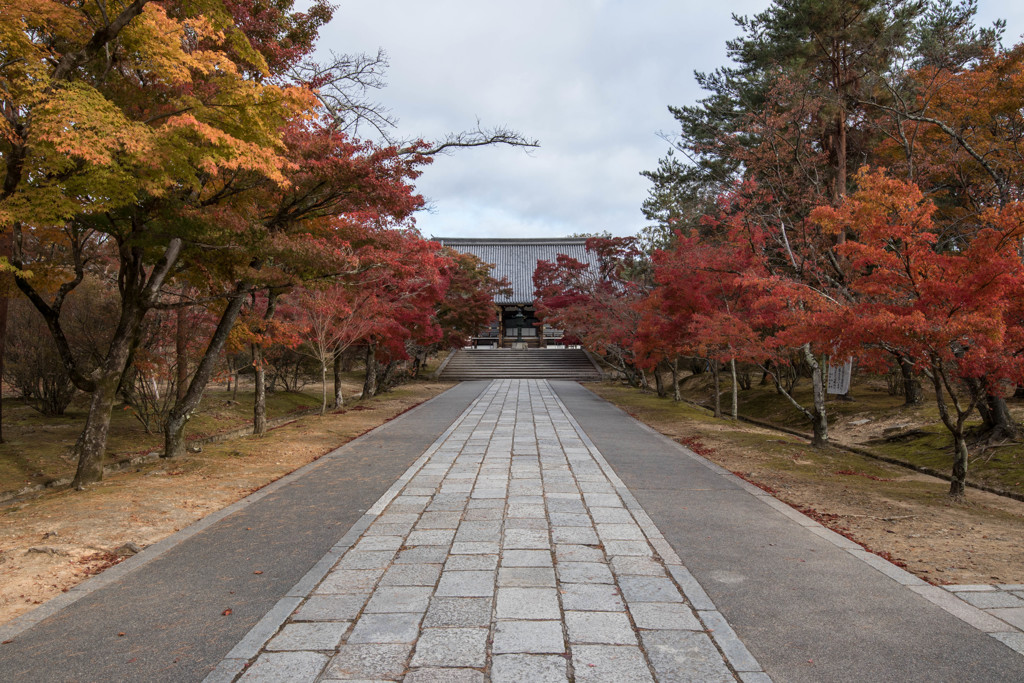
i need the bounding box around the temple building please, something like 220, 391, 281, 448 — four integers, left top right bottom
434, 237, 599, 348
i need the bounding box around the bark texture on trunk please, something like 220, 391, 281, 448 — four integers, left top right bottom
928, 356, 975, 500
711, 360, 722, 419
950, 433, 969, 500
899, 354, 923, 406
982, 394, 1019, 439
175, 305, 187, 401
671, 358, 681, 402
806, 347, 828, 447
252, 292, 280, 437
0, 290, 7, 444
253, 343, 267, 435
362, 344, 377, 399
333, 350, 344, 408
319, 362, 328, 415
654, 362, 666, 398
71, 374, 121, 488
730, 357, 738, 420
164, 285, 249, 458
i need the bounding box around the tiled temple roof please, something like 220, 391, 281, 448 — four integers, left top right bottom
434, 237, 599, 305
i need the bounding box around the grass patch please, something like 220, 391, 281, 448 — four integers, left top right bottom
665, 372, 1024, 496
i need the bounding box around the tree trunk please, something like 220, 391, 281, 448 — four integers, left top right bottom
333, 349, 344, 408
362, 344, 377, 399
319, 360, 327, 415
654, 362, 666, 398
982, 394, 1019, 439
730, 357, 738, 420
253, 343, 267, 435
835, 110, 847, 213
252, 292, 280, 436
806, 347, 829, 448
70, 373, 121, 488
0, 290, 7, 444
898, 354, 923, 406
711, 360, 722, 419
671, 358, 681, 401
175, 305, 187, 401
164, 285, 249, 458
949, 431, 969, 500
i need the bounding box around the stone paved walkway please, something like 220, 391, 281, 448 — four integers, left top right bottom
211, 379, 766, 682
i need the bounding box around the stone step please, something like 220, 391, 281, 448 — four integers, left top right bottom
438, 349, 602, 381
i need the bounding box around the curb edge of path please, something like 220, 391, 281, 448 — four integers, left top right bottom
565, 383, 1024, 660
0, 384, 477, 645
202, 382, 493, 682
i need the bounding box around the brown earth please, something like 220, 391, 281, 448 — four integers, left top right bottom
586, 382, 1024, 587
0, 382, 452, 628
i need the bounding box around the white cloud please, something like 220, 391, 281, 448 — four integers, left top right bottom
320, 0, 1024, 239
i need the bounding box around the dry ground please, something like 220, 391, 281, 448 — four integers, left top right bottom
586, 382, 1024, 587
0, 381, 452, 627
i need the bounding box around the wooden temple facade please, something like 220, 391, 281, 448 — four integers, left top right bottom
434, 237, 599, 349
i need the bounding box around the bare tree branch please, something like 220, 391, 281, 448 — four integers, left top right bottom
290, 49, 397, 138
404, 122, 540, 157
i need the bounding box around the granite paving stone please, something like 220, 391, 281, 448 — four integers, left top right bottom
618, 576, 685, 604
315, 569, 386, 595
491, 654, 569, 683
292, 595, 368, 622
324, 643, 413, 680
641, 631, 736, 682
363, 586, 433, 613
497, 566, 557, 587
551, 526, 600, 545
565, 611, 638, 645
444, 554, 499, 571
238, 651, 329, 682
404, 668, 485, 682
555, 544, 607, 563
559, 586, 627, 615
234, 380, 748, 683
493, 620, 567, 654
422, 597, 493, 628
500, 549, 554, 567
496, 587, 562, 619
265, 622, 350, 651
405, 529, 456, 546
503, 528, 550, 549
346, 613, 421, 644
630, 603, 703, 630
610, 556, 667, 577
558, 562, 615, 584
409, 628, 488, 667
394, 547, 450, 564
336, 551, 396, 570
434, 570, 495, 597
379, 564, 441, 586
571, 645, 655, 682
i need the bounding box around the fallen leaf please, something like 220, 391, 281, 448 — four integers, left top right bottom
223, 609, 232, 616
253, 570, 263, 575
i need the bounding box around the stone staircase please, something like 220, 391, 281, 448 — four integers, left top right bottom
437, 348, 603, 381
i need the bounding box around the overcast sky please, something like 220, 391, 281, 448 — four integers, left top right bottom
321, 1, 1024, 240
